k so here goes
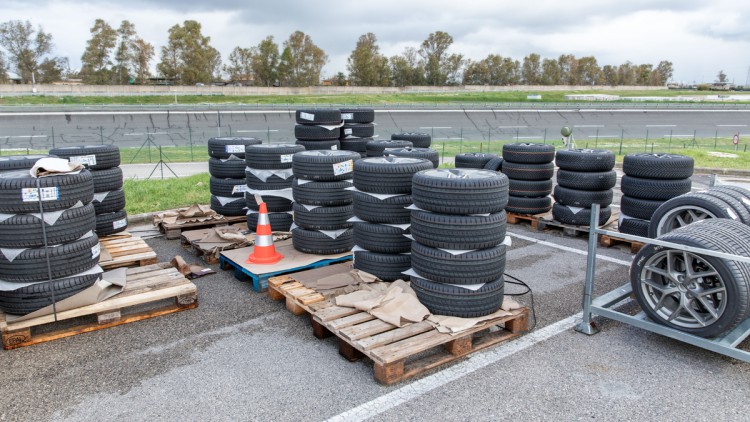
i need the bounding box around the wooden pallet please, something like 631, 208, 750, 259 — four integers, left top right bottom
507, 210, 619, 239
268, 271, 529, 385
158, 215, 247, 240
99, 236, 158, 270
599, 233, 645, 253
0, 263, 198, 350
98, 231, 134, 241
179, 224, 250, 265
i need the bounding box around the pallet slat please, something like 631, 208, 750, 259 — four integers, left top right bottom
99, 236, 158, 270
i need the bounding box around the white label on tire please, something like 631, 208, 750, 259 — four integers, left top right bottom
727, 208, 738, 220
113, 218, 128, 229
225, 145, 245, 153
344, 128, 353, 135
331, 145, 338, 150
232, 184, 249, 194
742, 197, 750, 206
332, 160, 353, 175
91, 243, 101, 259
341, 113, 354, 120
280, 154, 293, 163
22, 187, 59, 202
69, 154, 97, 166
299, 112, 315, 121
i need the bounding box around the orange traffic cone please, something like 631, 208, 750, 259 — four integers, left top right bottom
247, 202, 284, 264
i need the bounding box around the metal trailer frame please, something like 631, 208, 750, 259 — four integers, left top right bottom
575, 203, 750, 363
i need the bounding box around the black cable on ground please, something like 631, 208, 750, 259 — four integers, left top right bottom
504, 273, 537, 331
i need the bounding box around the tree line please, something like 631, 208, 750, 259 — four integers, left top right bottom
0, 19, 674, 87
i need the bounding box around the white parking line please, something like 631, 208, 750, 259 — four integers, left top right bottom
497, 125, 528, 128
646, 124, 676, 127
717, 124, 747, 127
326, 313, 581, 422
236, 130, 279, 132
573, 125, 604, 128
419, 126, 452, 129
507, 231, 631, 266
0, 135, 47, 138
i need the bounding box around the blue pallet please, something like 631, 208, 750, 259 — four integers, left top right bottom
219, 253, 352, 292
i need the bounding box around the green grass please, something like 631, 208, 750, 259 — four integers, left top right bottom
124, 173, 210, 215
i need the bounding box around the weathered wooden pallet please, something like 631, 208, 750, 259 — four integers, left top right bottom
99, 236, 158, 270
268, 272, 529, 385
98, 231, 133, 241
158, 215, 247, 240
507, 211, 620, 239
179, 224, 250, 265
599, 233, 645, 253
0, 263, 198, 350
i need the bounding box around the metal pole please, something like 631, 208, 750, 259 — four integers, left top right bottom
267, 127, 271, 142
619, 129, 624, 155
715, 130, 718, 148
100, 126, 104, 145
189, 127, 194, 161
645, 129, 649, 152
595, 128, 599, 148
217, 111, 221, 136
575, 202, 601, 335
51, 127, 55, 149
543, 128, 547, 143
669, 129, 672, 152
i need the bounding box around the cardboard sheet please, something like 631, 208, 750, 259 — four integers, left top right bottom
428, 297, 524, 334
335, 280, 429, 327
219, 239, 352, 277
153, 204, 220, 226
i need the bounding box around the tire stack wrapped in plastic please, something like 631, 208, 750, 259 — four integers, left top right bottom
207, 137, 262, 217
0, 166, 100, 315
409, 169, 510, 317
351, 157, 432, 281
49, 145, 127, 236
295, 109, 342, 151
392, 132, 432, 148
552, 148, 617, 226
339, 108, 375, 158
291, 150, 359, 254
619, 153, 694, 237
245, 144, 304, 231
501, 143, 555, 215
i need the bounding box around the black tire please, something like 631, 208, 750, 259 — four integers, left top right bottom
93, 189, 126, 214
293, 203, 353, 230
555, 148, 615, 171
209, 177, 247, 198
508, 179, 553, 198
0, 154, 56, 172
622, 153, 694, 179
210, 195, 246, 216
391, 132, 431, 148
620, 195, 664, 221
631, 220, 750, 338
207, 137, 261, 159
89, 167, 123, 193
340, 108, 375, 124
353, 157, 432, 194
341, 123, 374, 138
714, 185, 750, 202
0, 203, 96, 248
208, 157, 246, 178
502, 142, 555, 164
455, 153, 498, 169
483, 156, 503, 172
0, 169, 94, 213
247, 211, 293, 232
553, 185, 613, 207
296, 109, 342, 125
411, 276, 504, 318
292, 150, 360, 181
292, 179, 353, 206
551, 203, 612, 226
244, 192, 293, 212
384, 147, 439, 168
648, 193, 742, 238
353, 222, 411, 253
95, 209, 128, 236
245, 172, 294, 190
711, 186, 750, 217
410, 210, 507, 250
556, 169, 617, 191
353, 251, 410, 282
291, 227, 353, 255
352, 191, 412, 224
294, 125, 340, 141
340, 138, 372, 153
48, 145, 120, 170
701, 190, 750, 225
620, 176, 692, 200
505, 195, 552, 215
245, 144, 304, 170
0, 233, 100, 282
412, 169, 509, 215
0, 273, 100, 315
619, 217, 650, 237
295, 139, 341, 151
411, 242, 507, 285
501, 161, 555, 181
366, 140, 413, 157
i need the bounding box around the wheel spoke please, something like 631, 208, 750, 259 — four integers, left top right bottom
675, 214, 689, 227
693, 295, 720, 320
642, 277, 677, 293
699, 286, 726, 296
683, 298, 708, 326
643, 265, 675, 283
665, 299, 684, 322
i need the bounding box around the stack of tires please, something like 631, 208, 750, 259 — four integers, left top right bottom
339, 108, 375, 157
454, 152, 499, 170
0, 154, 57, 172
552, 149, 617, 226
0, 169, 99, 315
245, 144, 304, 232
619, 153, 694, 237
501, 143, 555, 215
291, 150, 359, 254
392, 132, 432, 148
409, 169, 510, 317
365, 139, 412, 157
49, 145, 127, 236
207, 137, 262, 217
384, 146, 440, 168
351, 157, 432, 281
295, 109, 342, 151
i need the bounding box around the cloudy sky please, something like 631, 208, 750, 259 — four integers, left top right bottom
4, 0, 750, 84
